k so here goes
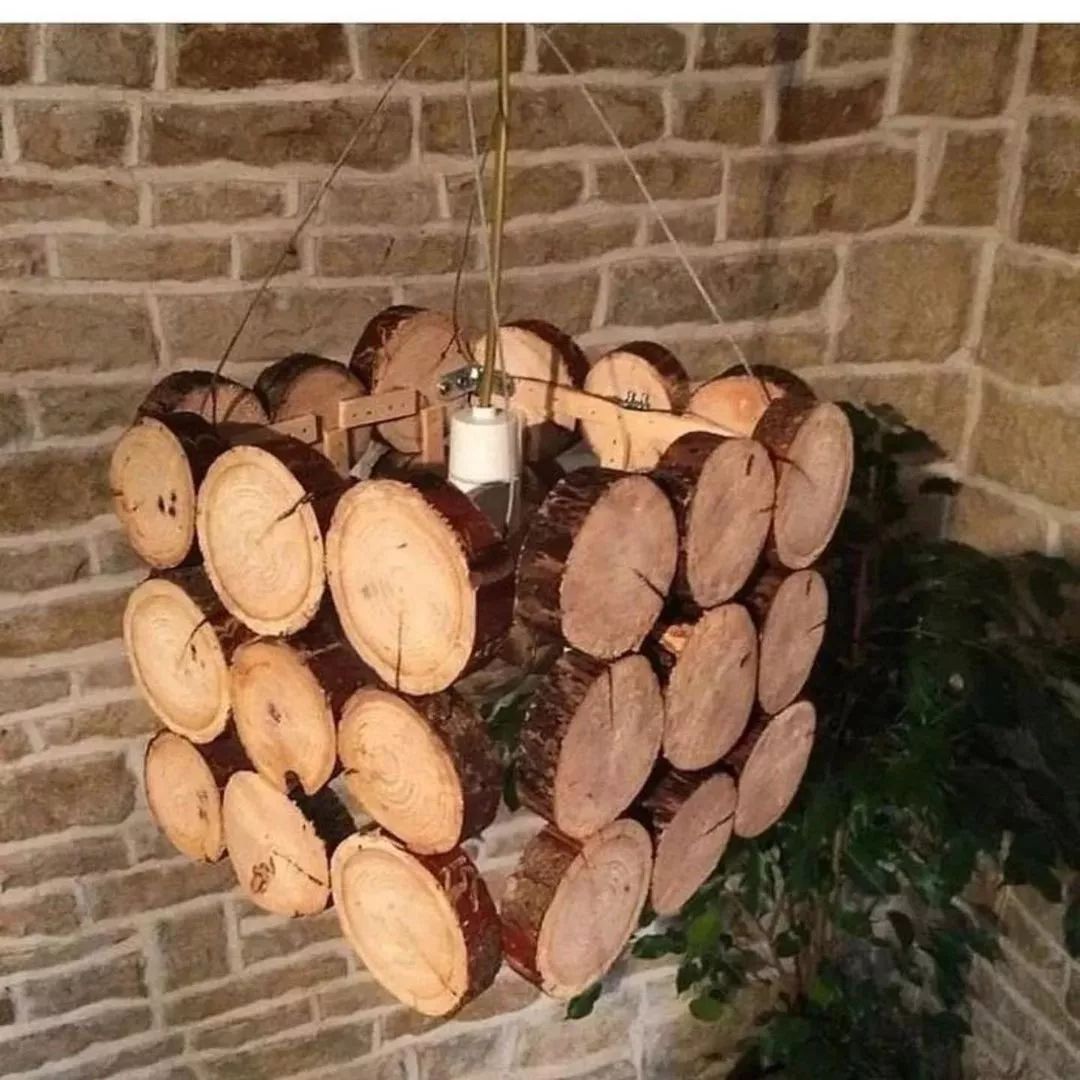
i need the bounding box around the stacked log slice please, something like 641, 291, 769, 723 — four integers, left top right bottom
338, 688, 501, 854
727, 701, 816, 839
349, 306, 466, 453
470, 320, 589, 461
123, 570, 250, 743
144, 729, 250, 863
582, 342, 690, 471
516, 468, 678, 659
331, 832, 501, 1016
139, 370, 268, 426
517, 651, 663, 840
256, 353, 371, 465
754, 398, 854, 570
110, 413, 225, 570
745, 567, 828, 714
326, 475, 513, 694
688, 364, 812, 438
500, 820, 652, 999
196, 431, 346, 636
652, 605, 758, 770
639, 767, 737, 916
223, 771, 354, 916
656, 432, 775, 608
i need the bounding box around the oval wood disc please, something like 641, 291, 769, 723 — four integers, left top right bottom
657, 604, 758, 770
656, 432, 775, 607
331, 832, 501, 1016
688, 363, 812, 438
110, 414, 224, 570
326, 476, 513, 694
518, 651, 664, 840
501, 820, 652, 999
754, 399, 854, 569
641, 768, 737, 916
145, 731, 227, 862
582, 342, 690, 471
124, 576, 232, 743
751, 568, 828, 715
349, 307, 467, 453
139, 370, 269, 426
729, 701, 816, 838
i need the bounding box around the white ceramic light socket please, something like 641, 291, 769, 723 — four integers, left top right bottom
448, 406, 521, 493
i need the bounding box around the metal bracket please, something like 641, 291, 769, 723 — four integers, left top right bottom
437, 366, 516, 400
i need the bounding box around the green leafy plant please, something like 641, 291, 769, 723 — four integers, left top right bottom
628, 403, 1080, 1077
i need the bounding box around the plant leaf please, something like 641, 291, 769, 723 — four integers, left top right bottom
566, 982, 601, 1019
686, 907, 723, 955
689, 993, 726, 1022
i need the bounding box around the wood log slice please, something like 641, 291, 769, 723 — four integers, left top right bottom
124, 569, 251, 743
754, 398, 854, 569
110, 413, 225, 570
638, 766, 737, 916
349, 306, 466, 453
727, 701, 816, 838
256, 353, 372, 466
139, 370, 268, 426
655, 432, 775, 607
582, 342, 690, 471
338, 687, 500, 855
516, 468, 678, 659
230, 608, 370, 796
196, 430, 347, 636
744, 567, 827, 715
500, 819, 652, 999
223, 770, 354, 916
651, 604, 758, 770
688, 364, 813, 438
144, 729, 250, 863
331, 832, 501, 1016
470, 320, 589, 461
326, 475, 513, 694
517, 650, 663, 840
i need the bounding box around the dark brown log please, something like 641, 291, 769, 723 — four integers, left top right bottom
144, 728, 251, 863
688, 364, 813, 438
517, 650, 663, 840
649, 604, 758, 770
326, 473, 513, 694
332, 831, 501, 1016
500, 820, 652, 999
726, 701, 816, 838
516, 467, 678, 659
138, 370, 269, 426
110, 413, 226, 570
196, 428, 349, 636
743, 566, 827, 714
654, 432, 775, 608
124, 568, 253, 743
753, 397, 854, 570
223, 770, 353, 916
637, 765, 737, 915
338, 686, 501, 854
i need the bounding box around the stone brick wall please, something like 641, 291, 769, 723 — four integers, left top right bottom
0, 23, 1077, 1080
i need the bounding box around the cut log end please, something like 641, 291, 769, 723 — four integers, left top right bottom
124, 577, 230, 743
731, 701, 816, 839
331, 833, 501, 1016
230, 640, 338, 796
139, 370, 268, 426
501, 820, 652, 999
757, 569, 828, 715
145, 731, 226, 862
223, 771, 336, 916
660, 603, 758, 771
689, 365, 811, 438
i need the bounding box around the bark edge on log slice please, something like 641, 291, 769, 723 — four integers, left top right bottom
500, 820, 652, 999
138, 370, 269, 426
331, 831, 501, 1017
688, 365, 813, 438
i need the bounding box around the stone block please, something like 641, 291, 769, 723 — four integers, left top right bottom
646, 203, 717, 245
539, 24, 686, 73
56, 236, 231, 282
79, 657, 136, 693
728, 143, 915, 237
154, 181, 287, 225
85, 859, 235, 921
0, 1006, 150, 1075
0, 928, 134, 979
838, 236, 978, 364
0, 26, 30, 83
317, 230, 463, 277
0, 394, 27, 449
948, 486, 1045, 556
597, 153, 723, 204
45, 25, 154, 87
777, 78, 885, 142
0, 448, 113, 533
0, 722, 31, 763
900, 26, 1020, 117
157, 904, 230, 991
316, 976, 398, 1019
415, 1028, 505, 1080
515, 990, 638, 1067
1031, 26, 1080, 100
0, 588, 127, 660
310, 177, 440, 227
0, 541, 91, 594
22, 950, 146, 1019
925, 129, 1004, 227
698, 25, 807, 67
46, 1034, 185, 1080
0, 833, 128, 890
0, 178, 138, 226
0, 887, 81, 937
498, 217, 638, 270
447, 162, 584, 220
237, 234, 302, 281
176, 24, 349, 88
364, 24, 524, 81
16, 102, 130, 167
38, 699, 156, 747
191, 999, 314, 1051
200, 1022, 374, 1080
1018, 114, 1080, 253
674, 84, 763, 144
980, 249, 1080, 386
817, 24, 894, 66
36, 381, 150, 437
240, 908, 342, 965
0, 237, 46, 277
